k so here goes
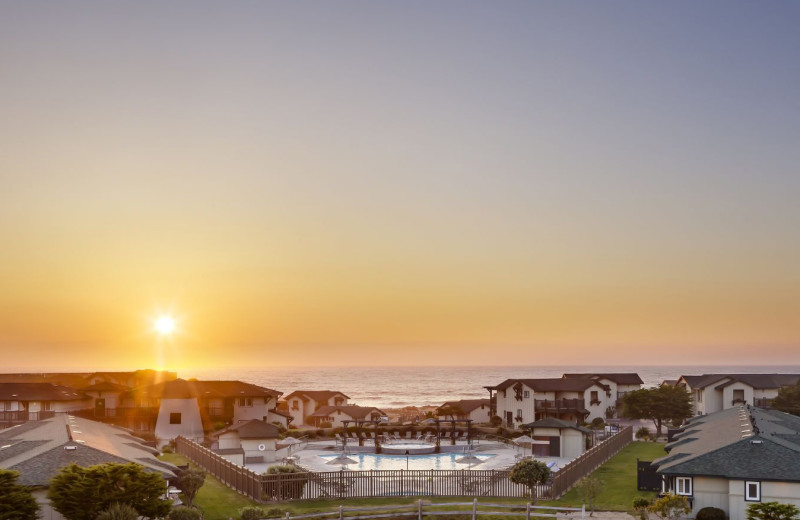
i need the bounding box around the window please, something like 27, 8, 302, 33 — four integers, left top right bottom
238, 398, 253, 407
676, 477, 692, 496
590, 391, 599, 404
696, 390, 703, 403
42, 401, 52, 411
169, 413, 182, 425
523, 391, 530, 398
291, 400, 299, 410
745, 481, 761, 502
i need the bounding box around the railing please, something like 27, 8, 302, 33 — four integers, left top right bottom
175, 426, 632, 502
534, 399, 586, 412
754, 398, 774, 408
269, 499, 584, 520
0, 410, 55, 423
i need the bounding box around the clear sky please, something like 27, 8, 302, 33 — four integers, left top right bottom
1, 2, 799, 370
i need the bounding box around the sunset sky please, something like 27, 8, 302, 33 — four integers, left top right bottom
1, 2, 799, 370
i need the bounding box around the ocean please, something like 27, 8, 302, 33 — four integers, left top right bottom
181, 365, 800, 409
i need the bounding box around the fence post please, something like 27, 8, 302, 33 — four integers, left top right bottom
581, 504, 585, 520
418, 498, 423, 520
526, 503, 530, 520
286, 512, 290, 520
472, 498, 477, 520
339, 505, 344, 520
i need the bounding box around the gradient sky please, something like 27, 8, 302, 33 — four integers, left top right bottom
1, 2, 799, 370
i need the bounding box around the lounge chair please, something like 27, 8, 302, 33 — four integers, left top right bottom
405, 431, 412, 439
393, 432, 401, 440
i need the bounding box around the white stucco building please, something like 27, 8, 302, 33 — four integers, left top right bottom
282, 390, 350, 426
676, 374, 800, 416
214, 419, 282, 466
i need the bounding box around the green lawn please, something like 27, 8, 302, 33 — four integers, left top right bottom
160, 441, 666, 519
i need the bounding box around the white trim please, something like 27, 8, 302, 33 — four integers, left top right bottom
745, 481, 761, 502
676, 476, 692, 496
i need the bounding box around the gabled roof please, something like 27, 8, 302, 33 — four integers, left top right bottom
122, 379, 281, 400
678, 373, 800, 391
521, 418, 592, 434
81, 381, 131, 393
214, 419, 281, 439
436, 399, 491, 414
309, 405, 385, 419
0, 383, 89, 402
486, 378, 604, 393
562, 373, 644, 385
654, 406, 800, 482
0, 414, 176, 486
283, 390, 349, 402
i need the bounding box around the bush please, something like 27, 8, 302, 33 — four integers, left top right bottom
0, 469, 39, 520
239, 506, 266, 520
632, 497, 651, 520
319, 421, 332, 428
489, 415, 502, 427
591, 417, 605, 429
263, 507, 287, 518
168, 506, 202, 520
635, 427, 651, 441
315, 429, 325, 437
97, 503, 139, 520
697, 507, 727, 520
161, 445, 174, 454
747, 502, 800, 520
263, 465, 308, 500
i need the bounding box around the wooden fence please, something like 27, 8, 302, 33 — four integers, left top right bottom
270, 499, 585, 520
174, 426, 631, 502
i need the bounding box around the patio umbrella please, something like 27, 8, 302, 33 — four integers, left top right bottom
514, 435, 535, 445
278, 437, 301, 448
456, 454, 483, 469
327, 454, 357, 467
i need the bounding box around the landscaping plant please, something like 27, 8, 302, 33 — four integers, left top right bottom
576, 476, 603, 516
648, 493, 691, 520
747, 502, 800, 520
509, 459, 551, 503
96, 503, 139, 520
0, 469, 39, 520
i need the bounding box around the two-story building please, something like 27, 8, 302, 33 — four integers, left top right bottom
562, 373, 644, 415
307, 405, 386, 428
0, 383, 91, 427
435, 399, 492, 424
486, 378, 614, 427
282, 390, 350, 426
676, 374, 800, 416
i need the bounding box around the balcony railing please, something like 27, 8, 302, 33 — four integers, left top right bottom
203, 406, 233, 419
0, 410, 56, 423
534, 398, 586, 412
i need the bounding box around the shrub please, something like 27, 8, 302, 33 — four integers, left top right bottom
632, 497, 651, 520
0, 469, 39, 520
649, 493, 691, 520
590, 417, 605, 429
635, 427, 651, 441
319, 421, 332, 428
509, 459, 551, 503
161, 445, 174, 454
575, 476, 603, 516
697, 507, 727, 520
489, 415, 502, 427
168, 506, 202, 520
240, 506, 266, 520
263, 465, 308, 500
315, 429, 325, 437
747, 502, 800, 520
263, 507, 287, 518
96, 503, 139, 520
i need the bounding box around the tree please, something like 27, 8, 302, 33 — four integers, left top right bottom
772, 385, 800, 417
575, 476, 603, 516
176, 467, 206, 508
649, 493, 691, 520
622, 386, 693, 436
747, 502, 800, 520
508, 459, 551, 503
437, 404, 465, 420
48, 463, 172, 520
0, 469, 39, 520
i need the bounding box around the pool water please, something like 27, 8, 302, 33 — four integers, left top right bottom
320, 452, 495, 471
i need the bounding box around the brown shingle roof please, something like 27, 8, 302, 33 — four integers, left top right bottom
0, 383, 89, 402
437, 399, 491, 414
284, 390, 349, 402
122, 379, 281, 400
310, 405, 385, 419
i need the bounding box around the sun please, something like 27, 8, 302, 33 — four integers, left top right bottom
154, 315, 176, 335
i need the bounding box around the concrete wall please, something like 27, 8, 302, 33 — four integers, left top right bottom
241, 438, 278, 463
233, 396, 274, 423
155, 398, 204, 445
561, 429, 585, 459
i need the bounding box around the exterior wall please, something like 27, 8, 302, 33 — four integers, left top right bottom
33, 489, 66, 520
561, 429, 585, 459
241, 438, 278, 463
155, 398, 204, 445
728, 480, 800, 520
218, 431, 241, 450
495, 383, 536, 428
722, 384, 754, 409
704, 386, 724, 415
468, 405, 491, 424
584, 383, 615, 422
268, 410, 291, 428
753, 388, 779, 400
85, 391, 121, 409
233, 396, 274, 423
692, 476, 730, 517
288, 397, 306, 423
218, 452, 244, 466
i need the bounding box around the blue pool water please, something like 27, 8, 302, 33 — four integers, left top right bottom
320, 452, 495, 471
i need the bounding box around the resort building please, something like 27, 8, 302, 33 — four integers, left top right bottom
436, 399, 492, 424
116, 379, 283, 444
521, 417, 591, 459
0, 413, 177, 518
0, 383, 91, 428
282, 390, 349, 426
652, 406, 800, 520
308, 405, 386, 428
213, 419, 282, 466
562, 373, 644, 413
486, 377, 614, 427
676, 374, 800, 416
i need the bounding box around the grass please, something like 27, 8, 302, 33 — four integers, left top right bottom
160, 441, 666, 519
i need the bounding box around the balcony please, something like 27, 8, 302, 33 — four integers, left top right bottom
203, 406, 234, 419
534, 398, 586, 412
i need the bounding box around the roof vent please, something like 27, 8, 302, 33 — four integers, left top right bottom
751, 440, 763, 445
64, 445, 78, 451
0, 444, 12, 450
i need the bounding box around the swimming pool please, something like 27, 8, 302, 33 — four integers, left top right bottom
320, 452, 495, 471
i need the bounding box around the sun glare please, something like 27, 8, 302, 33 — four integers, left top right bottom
154, 315, 176, 335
